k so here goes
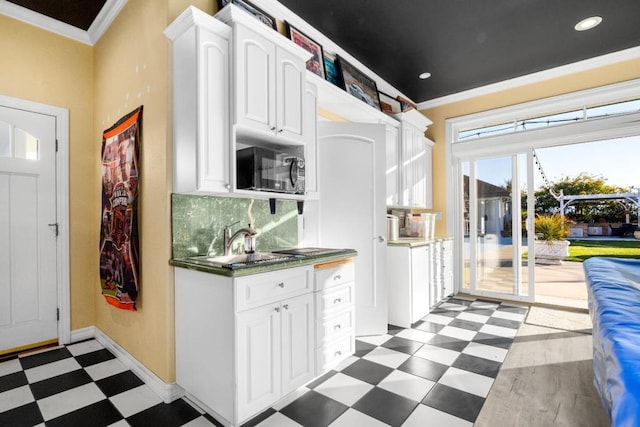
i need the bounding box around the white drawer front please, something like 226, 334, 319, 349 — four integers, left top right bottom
316, 333, 354, 373
317, 309, 354, 345
315, 262, 355, 291
316, 283, 354, 317
235, 266, 312, 312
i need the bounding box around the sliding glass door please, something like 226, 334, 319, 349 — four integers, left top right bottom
462, 153, 534, 302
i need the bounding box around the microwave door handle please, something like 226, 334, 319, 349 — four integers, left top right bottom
289, 159, 297, 187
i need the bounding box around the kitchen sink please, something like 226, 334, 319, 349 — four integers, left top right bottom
186, 252, 299, 269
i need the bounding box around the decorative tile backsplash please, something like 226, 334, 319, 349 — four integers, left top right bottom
171, 194, 299, 259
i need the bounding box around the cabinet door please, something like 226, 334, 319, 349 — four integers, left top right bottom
304, 83, 319, 196
410, 246, 431, 323
412, 136, 426, 208
281, 293, 315, 394
198, 26, 231, 193
276, 47, 305, 143
401, 124, 414, 206
235, 25, 276, 134
236, 303, 281, 421
431, 242, 443, 306
442, 239, 454, 296
385, 123, 400, 206
424, 142, 433, 209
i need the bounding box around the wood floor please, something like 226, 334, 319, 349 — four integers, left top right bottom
475, 319, 610, 426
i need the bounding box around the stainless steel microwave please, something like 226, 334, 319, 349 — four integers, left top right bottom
236, 146, 305, 195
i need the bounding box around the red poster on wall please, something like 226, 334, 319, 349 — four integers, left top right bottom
99, 106, 142, 311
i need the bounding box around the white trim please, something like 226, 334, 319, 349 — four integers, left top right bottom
0, 0, 127, 46
448, 79, 640, 144
87, 0, 128, 45
55, 107, 71, 345
0, 94, 71, 348
93, 328, 185, 404
418, 46, 640, 109
70, 326, 96, 343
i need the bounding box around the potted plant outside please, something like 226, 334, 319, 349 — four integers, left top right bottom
634, 227, 640, 240
534, 213, 571, 265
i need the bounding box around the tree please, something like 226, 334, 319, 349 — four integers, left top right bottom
534, 173, 632, 222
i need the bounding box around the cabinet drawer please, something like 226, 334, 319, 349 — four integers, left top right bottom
316, 333, 354, 373
315, 283, 354, 316
315, 261, 354, 291
317, 309, 354, 345
235, 266, 312, 312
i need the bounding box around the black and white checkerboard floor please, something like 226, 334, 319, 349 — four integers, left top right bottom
0, 297, 527, 427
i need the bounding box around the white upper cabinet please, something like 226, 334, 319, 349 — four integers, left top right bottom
164, 7, 232, 194
218, 4, 310, 146
235, 25, 276, 136
275, 47, 306, 141
385, 123, 400, 206
396, 110, 434, 209
166, 5, 312, 197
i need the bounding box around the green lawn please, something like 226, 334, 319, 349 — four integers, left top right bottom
565, 239, 640, 262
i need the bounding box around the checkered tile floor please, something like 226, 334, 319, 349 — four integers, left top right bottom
0, 297, 527, 427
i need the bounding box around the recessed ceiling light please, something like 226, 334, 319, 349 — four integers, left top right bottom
419, 72, 431, 80
575, 16, 602, 31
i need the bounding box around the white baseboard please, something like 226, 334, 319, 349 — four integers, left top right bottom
70, 326, 185, 404
70, 326, 96, 343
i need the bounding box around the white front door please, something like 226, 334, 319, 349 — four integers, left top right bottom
0, 105, 58, 353
317, 122, 387, 336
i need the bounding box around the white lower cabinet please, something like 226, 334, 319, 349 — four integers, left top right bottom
442, 239, 454, 298
175, 265, 314, 426
388, 238, 455, 326
236, 292, 314, 420
314, 261, 356, 372
387, 244, 432, 328
432, 239, 455, 306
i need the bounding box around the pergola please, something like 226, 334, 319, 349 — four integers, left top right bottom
559, 189, 640, 223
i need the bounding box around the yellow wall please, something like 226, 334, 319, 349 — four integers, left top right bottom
93, 0, 170, 382
91, 0, 219, 383
0, 15, 96, 330
422, 58, 640, 237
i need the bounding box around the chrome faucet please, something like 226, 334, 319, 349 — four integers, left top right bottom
223, 221, 257, 255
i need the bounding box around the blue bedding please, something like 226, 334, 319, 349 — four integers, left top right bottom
584, 257, 640, 427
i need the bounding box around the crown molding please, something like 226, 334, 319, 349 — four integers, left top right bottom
88, 0, 128, 45
0, 0, 127, 46
418, 46, 640, 110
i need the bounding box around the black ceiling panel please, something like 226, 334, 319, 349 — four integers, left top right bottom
7, 0, 107, 31
277, 0, 640, 102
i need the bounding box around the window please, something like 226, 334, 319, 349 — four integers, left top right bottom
456, 98, 640, 142
0, 120, 39, 160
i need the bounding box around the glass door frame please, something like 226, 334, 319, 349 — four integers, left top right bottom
460, 152, 535, 302
445, 80, 640, 303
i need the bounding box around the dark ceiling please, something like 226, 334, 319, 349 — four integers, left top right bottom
7, 0, 106, 31
8, 0, 640, 103
278, 0, 640, 102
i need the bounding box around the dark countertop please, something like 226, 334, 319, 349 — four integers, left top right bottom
170, 248, 357, 277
